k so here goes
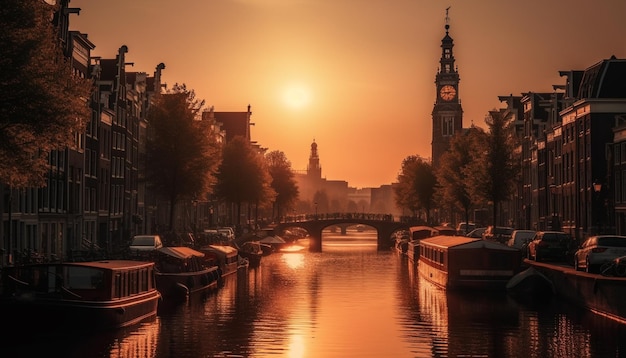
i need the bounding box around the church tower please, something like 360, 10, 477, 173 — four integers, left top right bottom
307, 140, 322, 180
431, 8, 463, 167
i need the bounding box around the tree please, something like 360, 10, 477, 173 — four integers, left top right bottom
394, 156, 437, 223
437, 126, 487, 231
312, 190, 329, 217
265, 150, 299, 220
466, 110, 520, 227
214, 136, 275, 228
145, 84, 221, 232
0, 0, 91, 188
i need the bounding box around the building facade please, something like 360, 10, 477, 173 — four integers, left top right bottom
502, 57, 626, 242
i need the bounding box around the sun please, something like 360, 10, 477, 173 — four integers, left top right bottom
282, 84, 312, 110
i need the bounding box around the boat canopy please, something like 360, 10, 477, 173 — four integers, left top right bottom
204, 245, 238, 255
157, 246, 205, 260
421, 235, 517, 251
259, 236, 285, 244
409, 226, 437, 240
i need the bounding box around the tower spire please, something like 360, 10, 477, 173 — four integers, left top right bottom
445, 6, 451, 33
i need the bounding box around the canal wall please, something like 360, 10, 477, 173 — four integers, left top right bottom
526, 260, 626, 324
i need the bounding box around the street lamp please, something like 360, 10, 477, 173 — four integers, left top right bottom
314, 202, 318, 220
593, 181, 602, 193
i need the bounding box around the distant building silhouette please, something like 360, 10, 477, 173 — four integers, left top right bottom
293, 140, 401, 217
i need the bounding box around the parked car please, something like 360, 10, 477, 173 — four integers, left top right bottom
434, 225, 456, 236
482, 226, 515, 243
456, 222, 476, 236
527, 231, 570, 262
217, 227, 235, 241
507, 230, 536, 250
466, 227, 486, 238
574, 235, 626, 273
129, 235, 163, 257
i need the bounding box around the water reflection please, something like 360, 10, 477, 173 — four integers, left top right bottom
398, 255, 626, 358
5, 317, 160, 358
8, 230, 626, 357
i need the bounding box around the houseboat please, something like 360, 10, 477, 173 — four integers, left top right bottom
154, 246, 221, 300
407, 226, 438, 263
0, 260, 161, 331
198, 244, 240, 277
418, 235, 522, 290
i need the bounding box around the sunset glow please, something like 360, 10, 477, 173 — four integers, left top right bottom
281, 83, 312, 110
69, 0, 626, 188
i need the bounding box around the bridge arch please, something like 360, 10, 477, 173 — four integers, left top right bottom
273, 219, 411, 252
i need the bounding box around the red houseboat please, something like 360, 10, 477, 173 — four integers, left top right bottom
1, 260, 161, 331
418, 235, 522, 290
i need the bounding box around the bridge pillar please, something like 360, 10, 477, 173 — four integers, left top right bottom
377, 227, 396, 251
340, 226, 347, 235
309, 231, 322, 252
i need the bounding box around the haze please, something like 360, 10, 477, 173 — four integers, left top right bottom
69, 0, 626, 188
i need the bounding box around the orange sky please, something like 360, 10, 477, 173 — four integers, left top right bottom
69, 0, 626, 189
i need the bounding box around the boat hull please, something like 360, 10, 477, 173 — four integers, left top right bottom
155, 266, 221, 300
524, 260, 626, 323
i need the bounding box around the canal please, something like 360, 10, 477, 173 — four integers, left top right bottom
7, 229, 626, 357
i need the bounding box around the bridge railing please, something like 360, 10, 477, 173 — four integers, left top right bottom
279, 213, 401, 223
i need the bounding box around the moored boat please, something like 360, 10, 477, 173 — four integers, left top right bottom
154, 246, 221, 300
0, 260, 161, 331
238, 241, 264, 267
198, 244, 239, 277
407, 226, 438, 263
418, 235, 522, 290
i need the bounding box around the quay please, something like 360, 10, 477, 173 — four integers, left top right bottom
521, 260, 626, 324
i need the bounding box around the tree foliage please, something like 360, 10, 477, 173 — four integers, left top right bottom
0, 0, 92, 188
437, 126, 487, 227
312, 190, 329, 215
265, 150, 299, 219
394, 156, 437, 223
214, 136, 275, 226
466, 110, 520, 227
145, 84, 221, 230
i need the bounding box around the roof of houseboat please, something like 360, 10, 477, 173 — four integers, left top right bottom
201, 245, 238, 255
420, 235, 517, 251
157, 246, 205, 259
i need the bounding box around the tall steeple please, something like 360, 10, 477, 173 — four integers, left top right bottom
307, 139, 322, 180
431, 7, 463, 167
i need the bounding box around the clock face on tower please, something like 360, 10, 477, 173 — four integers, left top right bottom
439, 85, 456, 101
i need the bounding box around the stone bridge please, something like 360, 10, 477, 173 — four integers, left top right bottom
272, 218, 411, 252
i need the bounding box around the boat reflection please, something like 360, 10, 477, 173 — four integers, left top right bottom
5, 317, 160, 358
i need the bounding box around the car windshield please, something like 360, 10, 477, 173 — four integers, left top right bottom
597, 237, 626, 247
516, 232, 535, 239
542, 233, 567, 242
495, 227, 513, 234
131, 237, 154, 246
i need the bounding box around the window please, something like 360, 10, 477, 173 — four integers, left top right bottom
442, 116, 454, 136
